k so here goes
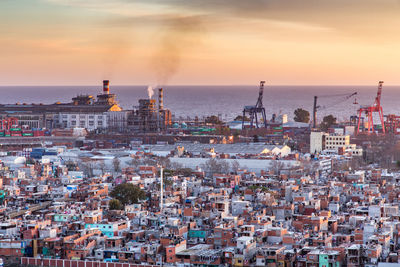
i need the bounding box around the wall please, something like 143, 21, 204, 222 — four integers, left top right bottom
21, 257, 158, 267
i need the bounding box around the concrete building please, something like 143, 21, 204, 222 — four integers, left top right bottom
310, 131, 325, 154
0, 80, 122, 131
310, 131, 362, 156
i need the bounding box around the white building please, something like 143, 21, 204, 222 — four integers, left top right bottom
310, 131, 363, 156
310, 131, 325, 154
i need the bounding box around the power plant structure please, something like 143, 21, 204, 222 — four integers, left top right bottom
242, 81, 268, 129
127, 88, 171, 133
0, 80, 123, 131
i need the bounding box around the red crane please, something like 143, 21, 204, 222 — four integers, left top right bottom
356, 81, 385, 135
0, 117, 18, 130
384, 114, 400, 134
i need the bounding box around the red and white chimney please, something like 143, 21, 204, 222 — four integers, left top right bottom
103, 80, 110, 94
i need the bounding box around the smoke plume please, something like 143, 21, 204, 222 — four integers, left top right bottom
147, 85, 154, 99
152, 16, 204, 85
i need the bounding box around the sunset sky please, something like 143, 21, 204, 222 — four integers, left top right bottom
2, 0, 400, 85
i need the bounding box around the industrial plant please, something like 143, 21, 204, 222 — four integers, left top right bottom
127, 88, 172, 132
0, 80, 172, 135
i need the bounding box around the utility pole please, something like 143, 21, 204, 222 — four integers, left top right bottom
160, 166, 163, 213
313, 96, 318, 129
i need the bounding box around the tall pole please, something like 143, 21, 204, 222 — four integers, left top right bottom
160, 166, 163, 213
313, 96, 318, 129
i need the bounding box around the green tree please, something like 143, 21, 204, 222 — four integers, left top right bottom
176, 168, 193, 176
234, 115, 250, 122
253, 135, 259, 143
109, 198, 124, 210
294, 108, 310, 123
205, 115, 222, 124
320, 115, 337, 131
110, 183, 146, 206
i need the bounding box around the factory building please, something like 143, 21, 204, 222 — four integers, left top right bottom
127, 88, 171, 132
0, 81, 171, 133
0, 81, 124, 131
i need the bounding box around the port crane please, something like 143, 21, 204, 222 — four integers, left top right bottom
0, 117, 18, 131
356, 81, 385, 135
242, 81, 268, 129
384, 114, 400, 134
312, 92, 358, 129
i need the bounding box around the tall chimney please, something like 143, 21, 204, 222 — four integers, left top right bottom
103, 80, 110, 94
158, 88, 163, 110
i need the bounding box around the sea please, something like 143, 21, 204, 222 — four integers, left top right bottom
0, 85, 398, 123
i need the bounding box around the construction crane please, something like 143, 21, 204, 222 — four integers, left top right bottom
356, 81, 385, 135
242, 81, 267, 129
312, 92, 358, 129
384, 114, 400, 134
0, 117, 18, 130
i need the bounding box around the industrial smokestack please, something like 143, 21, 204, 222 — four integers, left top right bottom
158, 88, 164, 111
103, 80, 110, 94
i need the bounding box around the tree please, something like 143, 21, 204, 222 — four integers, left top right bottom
110, 183, 146, 206
99, 160, 107, 175
176, 168, 193, 176
109, 199, 124, 210
253, 135, 259, 143
234, 115, 250, 122
320, 115, 337, 131
113, 158, 121, 173
200, 158, 230, 177
80, 161, 95, 177
157, 157, 172, 169
171, 162, 184, 170
231, 160, 241, 174
130, 158, 141, 170
294, 108, 310, 123
65, 160, 77, 171
205, 115, 222, 124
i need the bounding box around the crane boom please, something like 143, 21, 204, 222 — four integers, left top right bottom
312, 91, 357, 129
256, 81, 265, 108
374, 81, 384, 108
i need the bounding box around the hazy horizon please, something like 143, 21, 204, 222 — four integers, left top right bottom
0, 84, 395, 122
